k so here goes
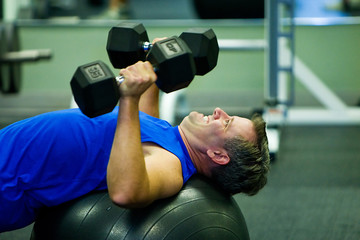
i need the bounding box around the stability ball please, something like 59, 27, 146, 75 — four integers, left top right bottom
31, 175, 250, 240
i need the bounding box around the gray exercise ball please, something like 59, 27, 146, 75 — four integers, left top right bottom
31, 175, 250, 240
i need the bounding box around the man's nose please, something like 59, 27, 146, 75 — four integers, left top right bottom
213, 107, 230, 119
213, 107, 228, 120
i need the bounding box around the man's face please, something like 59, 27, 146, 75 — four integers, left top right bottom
180, 108, 256, 147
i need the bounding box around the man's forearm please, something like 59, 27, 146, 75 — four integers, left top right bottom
139, 83, 159, 118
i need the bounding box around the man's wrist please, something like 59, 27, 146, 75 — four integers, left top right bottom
119, 95, 140, 105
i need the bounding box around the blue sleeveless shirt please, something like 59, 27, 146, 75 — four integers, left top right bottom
0, 107, 196, 230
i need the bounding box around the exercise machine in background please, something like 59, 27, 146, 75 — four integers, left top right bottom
263, 0, 360, 160
0, 22, 52, 94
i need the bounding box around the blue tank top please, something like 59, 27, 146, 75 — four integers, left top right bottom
0, 107, 196, 208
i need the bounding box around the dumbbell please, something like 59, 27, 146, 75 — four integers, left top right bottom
106, 22, 219, 76
71, 36, 196, 118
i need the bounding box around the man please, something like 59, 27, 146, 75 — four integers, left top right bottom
0, 61, 270, 232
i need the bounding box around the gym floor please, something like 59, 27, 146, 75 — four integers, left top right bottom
1, 0, 360, 239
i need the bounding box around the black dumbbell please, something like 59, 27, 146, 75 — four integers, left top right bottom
106, 22, 219, 76
106, 22, 150, 69
70, 61, 120, 117
71, 36, 196, 118
179, 28, 219, 75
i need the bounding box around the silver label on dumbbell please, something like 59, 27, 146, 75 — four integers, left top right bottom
84, 64, 105, 81
161, 39, 182, 57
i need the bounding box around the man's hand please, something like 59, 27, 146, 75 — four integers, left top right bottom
118, 61, 157, 99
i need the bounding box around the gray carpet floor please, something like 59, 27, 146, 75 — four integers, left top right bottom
235, 126, 360, 240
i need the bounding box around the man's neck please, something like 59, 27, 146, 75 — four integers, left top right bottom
178, 126, 210, 177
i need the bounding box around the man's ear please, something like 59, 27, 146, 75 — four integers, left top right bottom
206, 149, 230, 165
